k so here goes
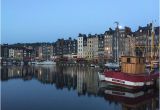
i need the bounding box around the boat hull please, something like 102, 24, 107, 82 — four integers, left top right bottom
102, 81, 153, 89
98, 71, 159, 89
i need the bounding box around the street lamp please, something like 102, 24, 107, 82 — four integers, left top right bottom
106, 47, 109, 51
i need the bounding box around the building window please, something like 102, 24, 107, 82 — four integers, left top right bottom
127, 58, 130, 63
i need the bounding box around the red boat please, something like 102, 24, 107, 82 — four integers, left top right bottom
98, 56, 159, 89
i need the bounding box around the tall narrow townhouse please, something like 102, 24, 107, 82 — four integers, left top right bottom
104, 28, 114, 60
98, 34, 105, 63
86, 34, 94, 60
77, 34, 84, 58
83, 36, 87, 59
92, 34, 98, 62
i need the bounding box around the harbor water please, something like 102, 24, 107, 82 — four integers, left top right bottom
1, 65, 159, 110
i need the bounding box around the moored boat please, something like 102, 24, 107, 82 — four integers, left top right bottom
90, 64, 95, 67
98, 56, 159, 89
36, 60, 56, 65
90, 64, 99, 68
104, 62, 120, 69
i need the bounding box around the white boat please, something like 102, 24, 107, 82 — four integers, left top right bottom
36, 60, 56, 65
90, 64, 95, 67
104, 62, 120, 69
90, 64, 99, 68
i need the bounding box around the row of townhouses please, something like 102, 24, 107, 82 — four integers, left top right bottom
1, 38, 77, 62
1, 23, 159, 63
78, 23, 159, 63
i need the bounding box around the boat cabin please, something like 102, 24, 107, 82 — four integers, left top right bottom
121, 56, 145, 74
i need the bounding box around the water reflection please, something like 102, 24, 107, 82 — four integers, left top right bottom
98, 86, 159, 110
1, 65, 99, 96
1, 65, 159, 110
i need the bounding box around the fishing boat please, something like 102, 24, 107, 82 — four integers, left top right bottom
99, 22, 159, 89
98, 56, 159, 89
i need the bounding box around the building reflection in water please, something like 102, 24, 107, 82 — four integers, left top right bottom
1, 65, 159, 110
1, 65, 99, 95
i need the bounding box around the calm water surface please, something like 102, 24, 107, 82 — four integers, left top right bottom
1, 65, 159, 110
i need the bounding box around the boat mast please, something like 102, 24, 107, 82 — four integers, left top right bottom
151, 22, 155, 61
146, 25, 149, 63
151, 21, 155, 71
115, 21, 119, 63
